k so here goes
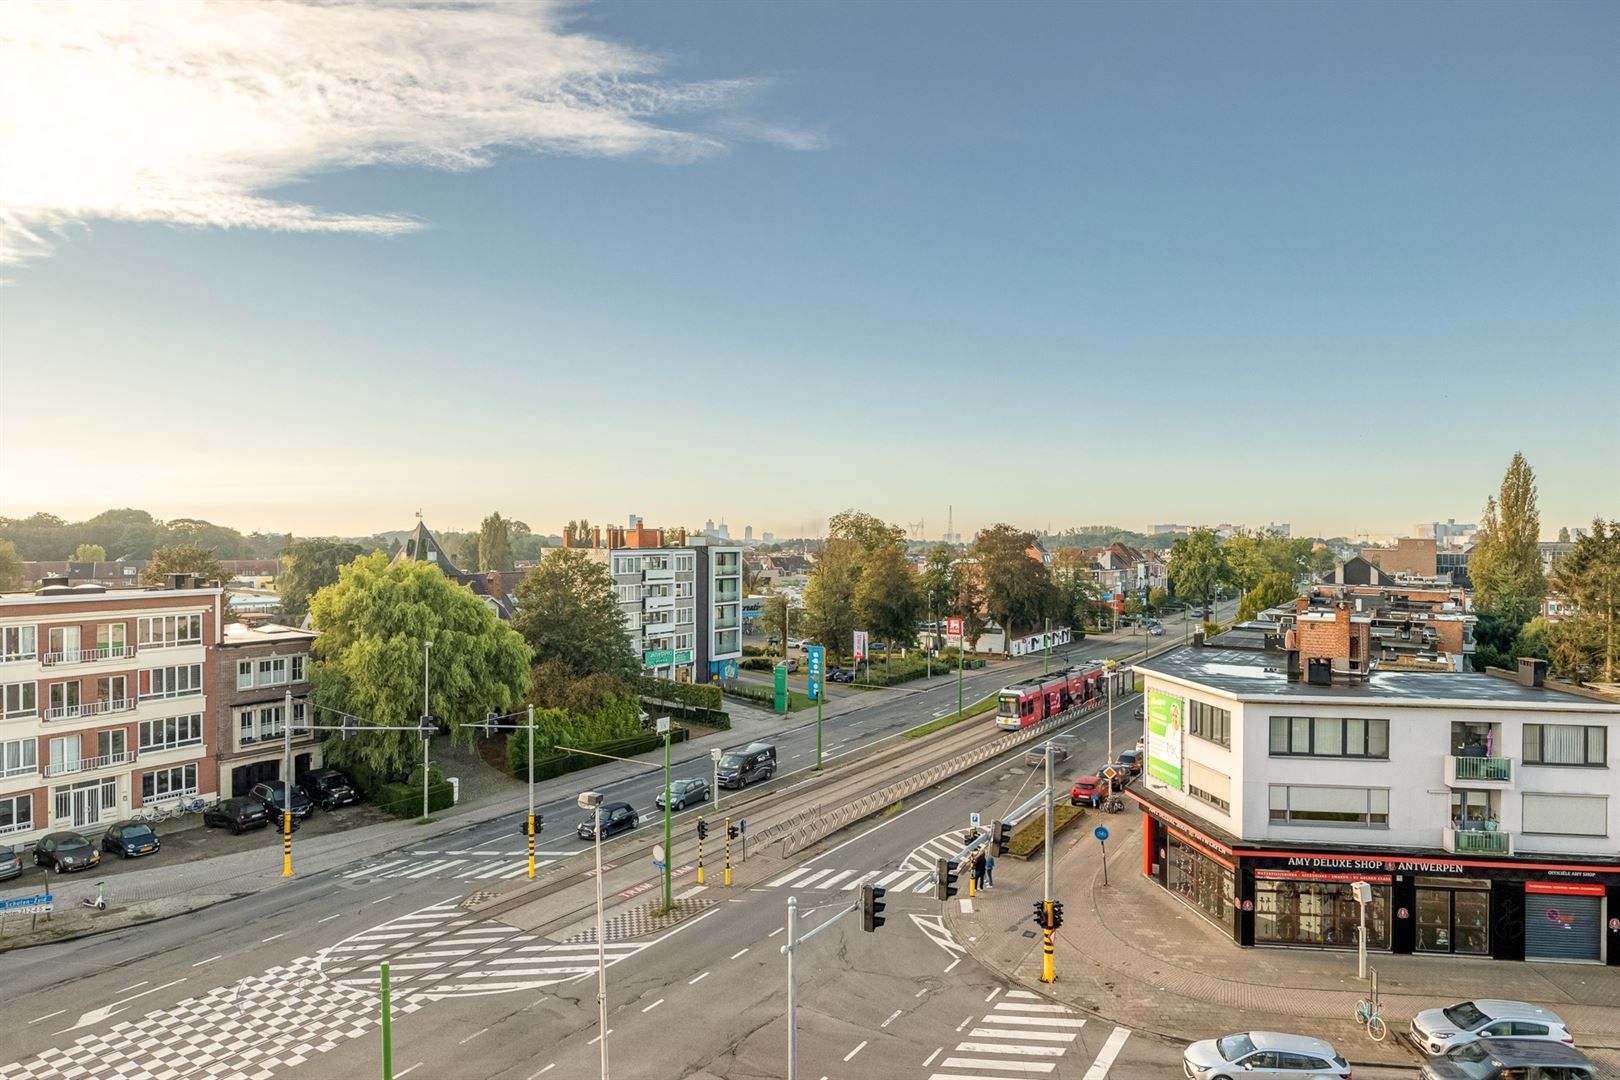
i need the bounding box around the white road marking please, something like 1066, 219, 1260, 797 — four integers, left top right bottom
193, 954, 222, 966
844, 1040, 868, 1061
956, 1042, 1065, 1056
820, 870, 857, 890
765, 867, 817, 888
769, 926, 785, 937
458, 1028, 488, 1044
116, 981, 148, 993
1082, 1026, 1132, 1079
993, 1002, 1072, 1013
396, 1064, 423, 1078
642, 999, 664, 1013
730, 948, 749, 960
938, 1060, 1055, 1075
371, 895, 394, 904
27, 1010, 65, 1025
528, 1065, 555, 1079
915, 988, 929, 998
944, 958, 962, 973
318, 913, 344, 923
588, 1029, 614, 1045
957, 1016, 973, 1032
261, 933, 284, 943
980, 1014, 1087, 1028
970, 1028, 1076, 1042
881, 1009, 902, 1028
1004, 990, 1041, 999
959, 898, 973, 913
689, 971, 710, 985
985, 988, 1002, 1003
923, 1047, 942, 1068
793, 869, 836, 889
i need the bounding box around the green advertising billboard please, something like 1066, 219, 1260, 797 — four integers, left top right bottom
643, 648, 675, 668
1146, 689, 1184, 790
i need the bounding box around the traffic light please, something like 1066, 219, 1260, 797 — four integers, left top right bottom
936, 857, 959, 901
727, 823, 740, 841
419, 714, 435, 738
1032, 901, 1048, 930
697, 818, 709, 841
485, 710, 500, 735
1050, 899, 1064, 931
861, 884, 887, 932
993, 819, 1011, 856
341, 714, 356, 741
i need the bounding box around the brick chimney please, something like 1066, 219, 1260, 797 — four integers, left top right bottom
592, 526, 602, 549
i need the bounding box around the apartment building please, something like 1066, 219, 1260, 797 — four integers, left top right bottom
1133, 643, 1620, 965
215, 622, 319, 797
1242, 585, 1477, 672
610, 532, 742, 682
1, 577, 225, 845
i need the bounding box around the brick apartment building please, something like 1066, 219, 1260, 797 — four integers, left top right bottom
215, 622, 319, 797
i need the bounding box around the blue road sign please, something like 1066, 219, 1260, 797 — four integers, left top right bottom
1093, 826, 1110, 842
0, 894, 52, 911
805, 645, 825, 701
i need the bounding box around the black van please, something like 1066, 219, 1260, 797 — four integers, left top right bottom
1421, 1038, 1596, 1080
717, 742, 776, 788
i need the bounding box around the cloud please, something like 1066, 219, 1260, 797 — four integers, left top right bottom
0, 0, 809, 266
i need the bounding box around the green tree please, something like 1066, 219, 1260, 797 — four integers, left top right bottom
1169, 529, 1227, 616
512, 549, 636, 679
1309, 546, 1338, 581
854, 545, 922, 661
1558, 526, 1571, 544
952, 562, 988, 651
1470, 453, 1545, 628
827, 510, 906, 561
312, 553, 532, 779
919, 543, 958, 620
279, 539, 365, 622
162, 518, 249, 559
140, 543, 227, 586
477, 512, 515, 572
1237, 572, 1299, 623
1052, 548, 1101, 631
72, 543, 107, 563
802, 541, 859, 658
972, 524, 1059, 649
1223, 534, 1269, 595
1147, 586, 1170, 615
1550, 520, 1620, 682
762, 594, 792, 652
0, 540, 26, 591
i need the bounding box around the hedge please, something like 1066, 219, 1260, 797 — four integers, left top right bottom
376, 777, 455, 818
738, 657, 776, 672
637, 676, 723, 712
643, 701, 731, 730
507, 727, 692, 782
1007, 804, 1085, 858
721, 682, 774, 706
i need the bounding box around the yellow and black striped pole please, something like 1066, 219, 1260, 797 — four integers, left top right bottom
724, 816, 733, 888
1040, 900, 1056, 983
526, 815, 536, 879
282, 812, 293, 877
696, 816, 705, 885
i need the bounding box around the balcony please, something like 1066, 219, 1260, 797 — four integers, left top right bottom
643, 593, 675, 611
1444, 827, 1512, 856
42, 697, 136, 722
1446, 755, 1513, 787
43, 750, 137, 779
41, 644, 136, 668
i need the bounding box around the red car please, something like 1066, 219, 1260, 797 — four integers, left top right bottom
1069, 775, 1103, 806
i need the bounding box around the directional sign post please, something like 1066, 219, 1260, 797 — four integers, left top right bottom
806, 644, 826, 770
1094, 825, 1110, 887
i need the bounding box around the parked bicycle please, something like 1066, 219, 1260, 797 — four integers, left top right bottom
132, 794, 209, 824
1354, 972, 1387, 1042
1103, 794, 1125, 813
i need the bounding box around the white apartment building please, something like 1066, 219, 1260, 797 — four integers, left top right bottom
610, 539, 743, 682
1, 578, 225, 846
1133, 645, 1620, 966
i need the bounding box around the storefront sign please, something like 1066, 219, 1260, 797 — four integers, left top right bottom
643, 648, 675, 668
1256, 869, 1393, 884
1146, 689, 1184, 790
1527, 881, 1606, 897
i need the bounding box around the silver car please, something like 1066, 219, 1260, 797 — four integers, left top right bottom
655, 777, 711, 811
1183, 1031, 1351, 1079
1409, 999, 1573, 1057
1024, 734, 1077, 768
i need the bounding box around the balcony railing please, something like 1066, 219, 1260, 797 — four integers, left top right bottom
1445, 827, 1512, 855
1446, 755, 1513, 785
41, 643, 136, 667
42, 698, 134, 722
43, 749, 137, 779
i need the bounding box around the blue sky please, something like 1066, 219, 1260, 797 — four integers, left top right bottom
1, 0, 1614, 541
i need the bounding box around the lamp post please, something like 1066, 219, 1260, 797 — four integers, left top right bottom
580, 790, 610, 1080
526, 703, 536, 878
659, 716, 673, 911
1351, 880, 1372, 979
421, 640, 433, 821
282, 688, 294, 877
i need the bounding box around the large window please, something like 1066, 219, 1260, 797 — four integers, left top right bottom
1255, 879, 1391, 949
0, 793, 33, 835
142, 764, 198, 801
1, 681, 37, 718
1523, 724, 1607, 766
1522, 793, 1608, 836
1269, 785, 1389, 826
137, 614, 203, 648
1270, 716, 1389, 758
291, 655, 306, 682
1, 626, 37, 662
1, 738, 37, 779
1187, 699, 1230, 747
139, 714, 203, 753
257, 657, 288, 686
1187, 761, 1232, 814
237, 660, 254, 690
141, 664, 203, 699
1165, 832, 1234, 925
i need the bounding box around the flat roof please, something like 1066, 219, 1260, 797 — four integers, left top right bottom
222, 622, 317, 644
1139, 646, 1617, 713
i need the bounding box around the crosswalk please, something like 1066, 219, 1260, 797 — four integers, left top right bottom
927, 992, 1131, 1080
754, 830, 970, 895
342, 849, 566, 883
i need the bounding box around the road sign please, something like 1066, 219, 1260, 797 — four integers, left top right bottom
853, 630, 868, 661
710, 747, 723, 762
1093, 826, 1109, 842
773, 664, 788, 713
805, 645, 825, 702
653, 843, 665, 870
1101, 765, 1120, 782
0, 895, 52, 912
643, 648, 675, 668
946, 617, 963, 639
969, 812, 981, 829
656, 716, 671, 735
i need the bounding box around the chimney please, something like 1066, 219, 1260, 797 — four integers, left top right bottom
1517, 657, 1547, 688
592, 526, 602, 549
1287, 649, 1302, 681
563, 525, 574, 547
1192, 629, 1205, 648
167, 573, 189, 590
1307, 657, 1333, 686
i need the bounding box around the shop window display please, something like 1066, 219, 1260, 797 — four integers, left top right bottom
1254, 879, 1390, 949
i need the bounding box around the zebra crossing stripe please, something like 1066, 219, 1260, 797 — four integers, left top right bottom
937, 1059, 1054, 1074
1082, 1026, 1131, 1079
969, 1029, 1075, 1042
765, 867, 817, 888
794, 868, 837, 888
819, 870, 856, 889
992, 1002, 1074, 1014
346, 858, 413, 877
1004, 990, 1042, 999
872, 871, 908, 889
955, 1042, 1065, 1056
979, 1015, 1086, 1028
896, 870, 933, 892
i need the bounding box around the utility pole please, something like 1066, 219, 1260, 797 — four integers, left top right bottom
1044, 617, 1050, 674
780, 893, 859, 1080
526, 703, 536, 880
282, 688, 293, 877
1043, 742, 1055, 902
660, 716, 673, 911
421, 640, 433, 820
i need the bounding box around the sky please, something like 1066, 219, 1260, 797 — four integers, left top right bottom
1, 0, 1615, 543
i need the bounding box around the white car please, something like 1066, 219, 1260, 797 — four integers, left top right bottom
1183, 1032, 1351, 1079
1409, 999, 1573, 1057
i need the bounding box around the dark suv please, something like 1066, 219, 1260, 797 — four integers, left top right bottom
204, 797, 271, 834
299, 768, 361, 811
249, 782, 315, 821
1421, 1038, 1595, 1079
577, 802, 638, 841
717, 743, 776, 789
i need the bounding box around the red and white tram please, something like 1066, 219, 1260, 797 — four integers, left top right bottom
994, 663, 1105, 730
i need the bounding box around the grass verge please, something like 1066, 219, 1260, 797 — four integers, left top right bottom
902, 692, 999, 738
1007, 803, 1084, 858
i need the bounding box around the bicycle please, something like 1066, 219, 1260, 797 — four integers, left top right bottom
134, 805, 169, 825
1354, 979, 1387, 1042
175, 795, 207, 814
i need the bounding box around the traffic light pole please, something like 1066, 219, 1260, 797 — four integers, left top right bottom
527, 704, 536, 879
662, 720, 673, 911
422, 640, 433, 821
1044, 743, 1055, 901
780, 893, 859, 1080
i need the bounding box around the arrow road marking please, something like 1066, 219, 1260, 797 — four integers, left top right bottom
53, 978, 186, 1035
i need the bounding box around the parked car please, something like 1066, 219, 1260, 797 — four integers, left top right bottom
1069, 775, 1104, 806
655, 777, 711, 811
828, 667, 856, 683
1410, 1000, 1574, 1057
577, 801, 639, 841
1024, 734, 1077, 768
787, 638, 805, 649
783, 658, 800, 673
102, 821, 161, 859
249, 781, 316, 821
717, 743, 777, 788
1134, 706, 1144, 722
869, 642, 887, 652
1420, 1038, 1596, 1080
204, 796, 271, 834
1115, 749, 1143, 776
1183, 1031, 1351, 1079
33, 831, 100, 873
299, 768, 361, 811
0, 843, 23, 881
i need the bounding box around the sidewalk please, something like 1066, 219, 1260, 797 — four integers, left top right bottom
948, 806, 1620, 1070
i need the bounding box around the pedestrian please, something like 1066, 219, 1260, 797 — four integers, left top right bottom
985, 851, 996, 889
972, 850, 986, 892
1090, 789, 1100, 811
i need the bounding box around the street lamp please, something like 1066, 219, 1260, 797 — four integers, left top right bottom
579, 789, 610, 1080
1351, 880, 1373, 980
421, 640, 433, 821
658, 716, 673, 910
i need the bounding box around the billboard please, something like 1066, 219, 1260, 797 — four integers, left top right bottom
853, 630, 868, 661
1146, 689, 1184, 790
805, 645, 825, 701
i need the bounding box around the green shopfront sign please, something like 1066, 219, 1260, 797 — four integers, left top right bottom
1146, 689, 1184, 790
643, 649, 675, 668
674, 649, 694, 665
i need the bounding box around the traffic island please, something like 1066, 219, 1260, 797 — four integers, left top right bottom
555, 895, 720, 944
1006, 803, 1085, 860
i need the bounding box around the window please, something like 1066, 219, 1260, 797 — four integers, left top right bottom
138, 713, 204, 752
142, 764, 198, 801
257, 657, 288, 686
678, 606, 694, 625
1522, 793, 1608, 836
0, 793, 32, 835
137, 614, 202, 648
260, 705, 284, 739
97, 729, 126, 760
142, 664, 203, 699
1, 681, 37, 718
237, 660, 253, 690
238, 708, 256, 745
290, 654, 305, 683
96, 675, 127, 705
292, 700, 308, 733
1186, 761, 1231, 813
1269, 785, 1390, 826
1, 625, 38, 662
1270, 716, 1389, 758
1, 738, 37, 779
97, 623, 127, 652
1524, 724, 1607, 766
1187, 699, 1230, 747
48, 681, 81, 714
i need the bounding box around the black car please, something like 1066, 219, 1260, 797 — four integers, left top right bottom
34, 831, 100, 872
299, 768, 361, 811
0, 843, 22, 881
249, 782, 315, 821
1115, 750, 1143, 776
204, 796, 271, 834
102, 821, 161, 859
827, 667, 856, 683
577, 802, 638, 841
1420, 1038, 1596, 1080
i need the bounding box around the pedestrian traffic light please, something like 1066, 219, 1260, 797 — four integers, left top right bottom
861, 884, 887, 932
1032, 901, 1048, 929
936, 857, 959, 901
419, 714, 435, 737
341, 714, 356, 741
1050, 899, 1064, 930
697, 818, 709, 841
485, 710, 500, 734
727, 823, 739, 841
993, 819, 1011, 856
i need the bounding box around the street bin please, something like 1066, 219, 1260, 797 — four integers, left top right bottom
449, 777, 460, 805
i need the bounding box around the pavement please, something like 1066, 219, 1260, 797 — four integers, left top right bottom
949, 797, 1620, 1075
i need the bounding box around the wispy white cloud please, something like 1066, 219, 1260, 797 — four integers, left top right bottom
0, 0, 811, 266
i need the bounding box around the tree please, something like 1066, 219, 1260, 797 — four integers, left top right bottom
279, 539, 365, 622
952, 562, 988, 651
854, 545, 922, 661
919, 543, 957, 620
1147, 586, 1170, 615
1237, 572, 1299, 623
1309, 546, 1338, 581
1550, 520, 1620, 682
802, 541, 859, 658
1051, 548, 1101, 631
311, 553, 531, 779
0, 540, 26, 592
1471, 453, 1544, 628
763, 594, 793, 651
827, 510, 906, 561
1558, 526, 1571, 544
140, 543, 226, 586
477, 512, 515, 573
1169, 529, 1228, 615
972, 524, 1058, 650
72, 543, 107, 563
512, 549, 636, 680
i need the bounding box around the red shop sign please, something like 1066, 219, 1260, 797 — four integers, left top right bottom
1527, 881, 1606, 897
1255, 869, 1393, 884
